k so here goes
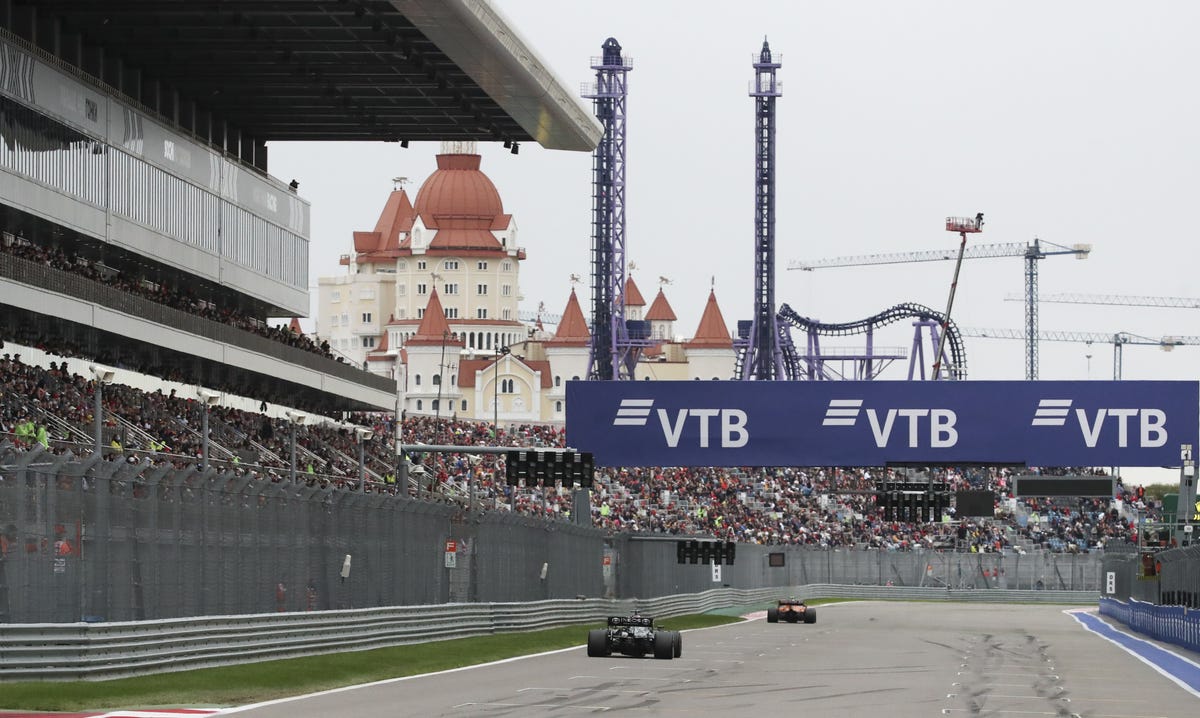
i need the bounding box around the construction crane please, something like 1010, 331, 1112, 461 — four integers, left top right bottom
790, 238, 1092, 380
961, 327, 1200, 380
1004, 293, 1200, 309
932, 215, 984, 379
517, 309, 564, 325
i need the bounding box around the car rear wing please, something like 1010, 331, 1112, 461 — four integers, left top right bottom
608, 616, 654, 627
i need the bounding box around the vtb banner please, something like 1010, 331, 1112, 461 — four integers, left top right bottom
565, 381, 1199, 467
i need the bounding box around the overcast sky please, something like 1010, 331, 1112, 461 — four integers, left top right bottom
267, 0, 1200, 389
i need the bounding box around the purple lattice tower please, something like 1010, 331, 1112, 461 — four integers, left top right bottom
583, 39, 637, 379
741, 39, 786, 380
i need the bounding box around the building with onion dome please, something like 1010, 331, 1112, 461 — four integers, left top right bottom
318, 141, 738, 424
318, 140, 526, 370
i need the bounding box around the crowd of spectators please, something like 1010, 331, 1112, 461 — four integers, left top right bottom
0, 353, 382, 483
2, 354, 1145, 550
587, 462, 1142, 551
1, 235, 335, 360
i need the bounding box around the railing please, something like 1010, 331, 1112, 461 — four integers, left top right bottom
0, 437, 391, 492
1099, 597, 1200, 654
0, 585, 1096, 680
0, 252, 395, 393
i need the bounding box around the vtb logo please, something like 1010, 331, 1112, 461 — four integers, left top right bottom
822, 399, 958, 448
1032, 399, 1167, 447
613, 399, 749, 448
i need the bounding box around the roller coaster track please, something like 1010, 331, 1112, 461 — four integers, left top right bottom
774, 302, 968, 380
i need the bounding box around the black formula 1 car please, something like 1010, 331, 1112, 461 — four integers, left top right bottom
587, 611, 682, 659
766, 598, 816, 624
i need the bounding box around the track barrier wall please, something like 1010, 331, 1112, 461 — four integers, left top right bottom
1, 451, 1156, 680
0, 453, 603, 622
0, 586, 1096, 680
0, 454, 1105, 623
1099, 597, 1200, 654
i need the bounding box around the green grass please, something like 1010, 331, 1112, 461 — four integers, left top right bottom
0, 613, 741, 712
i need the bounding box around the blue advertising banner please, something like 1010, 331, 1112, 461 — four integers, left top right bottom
565, 381, 1199, 468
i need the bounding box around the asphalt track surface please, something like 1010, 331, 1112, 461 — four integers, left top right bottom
221, 602, 1199, 718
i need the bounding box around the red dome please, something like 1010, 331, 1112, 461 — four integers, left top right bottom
413, 153, 504, 229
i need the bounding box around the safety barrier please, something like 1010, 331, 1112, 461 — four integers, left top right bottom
1099, 597, 1200, 654
0, 585, 1096, 680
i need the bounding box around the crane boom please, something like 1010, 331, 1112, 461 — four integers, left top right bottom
788, 240, 1088, 271
517, 309, 563, 324
961, 327, 1200, 380
961, 328, 1200, 345
1004, 292, 1200, 309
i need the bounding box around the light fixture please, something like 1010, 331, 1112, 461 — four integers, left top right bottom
355, 427, 374, 442
199, 390, 220, 406
89, 364, 114, 384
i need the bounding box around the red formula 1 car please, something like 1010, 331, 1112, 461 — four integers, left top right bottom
766, 598, 816, 624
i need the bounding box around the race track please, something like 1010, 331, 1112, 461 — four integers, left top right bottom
223, 602, 1200, 717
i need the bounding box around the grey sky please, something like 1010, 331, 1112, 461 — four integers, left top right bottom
267, 0, 1200, 387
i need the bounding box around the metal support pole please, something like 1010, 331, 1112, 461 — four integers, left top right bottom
493, 346, 509, 442
435, 331, 447, 422
398, 414, 409, 491
1024, 242, 1040, 380
1180, 444, 1196, 545
1136, 507, 1142, 557
202, 405, 210, 471
932, 230, 967, 379
93, 382, 102, 457
290, 423, 297, 484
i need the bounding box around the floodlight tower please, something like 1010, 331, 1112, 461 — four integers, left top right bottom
583, 38, 635, 380
741, 38, 786, 380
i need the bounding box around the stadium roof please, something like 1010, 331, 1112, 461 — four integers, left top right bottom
40, 0, 602, 151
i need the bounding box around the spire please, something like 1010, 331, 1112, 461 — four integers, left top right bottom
549, 289, 591, 347
367, 327, 392, 360
354, 188, 415, 255
687, 290, 734, 348
624, 276, 646, 307
645, 288, 677, 321
405, 288, 464, 346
